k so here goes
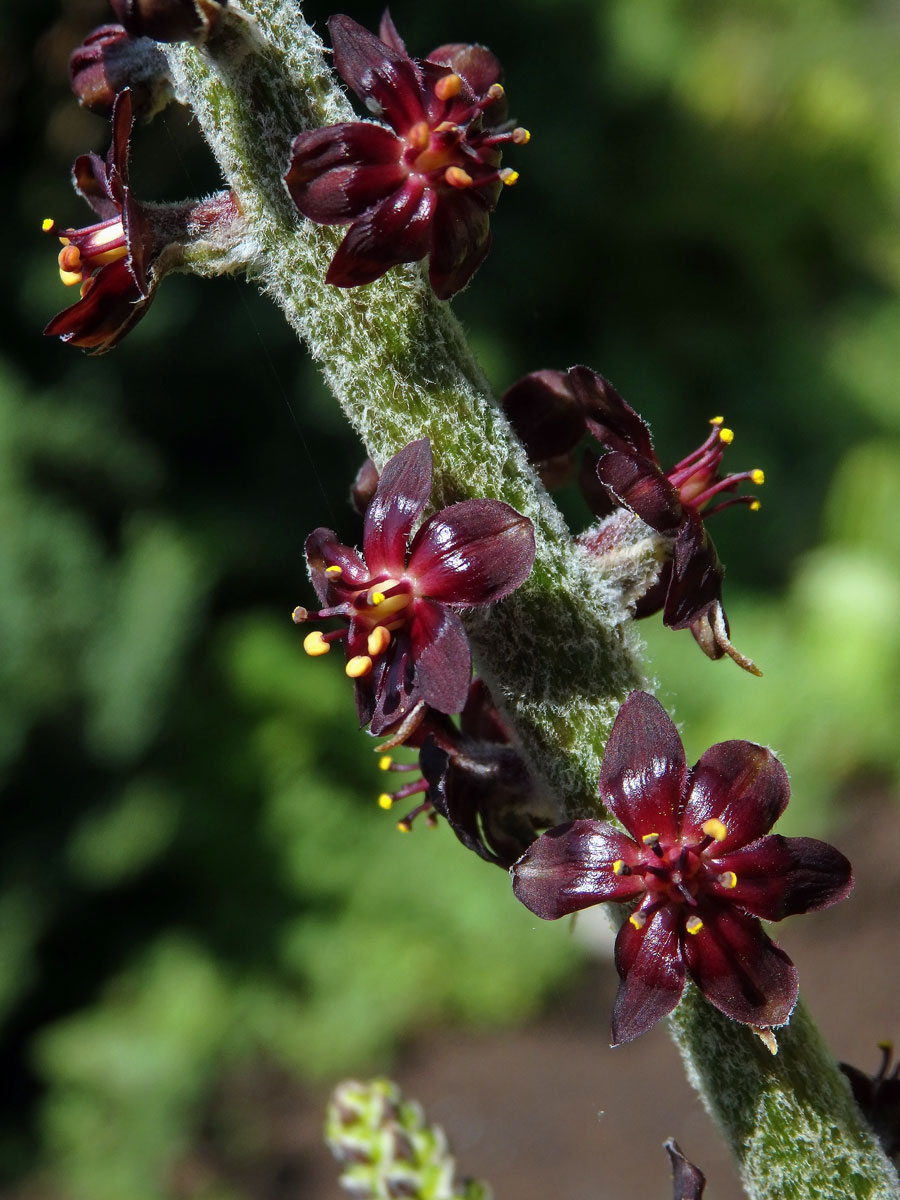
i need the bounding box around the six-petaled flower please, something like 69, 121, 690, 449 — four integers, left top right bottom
502, 366, 764, 672
293, 438, 535, 736
511, 691, 852, 1044
284, 12, 526, 298
375, 678, 553, 867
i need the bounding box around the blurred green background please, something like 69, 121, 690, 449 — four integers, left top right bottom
2, 0, 900, 1194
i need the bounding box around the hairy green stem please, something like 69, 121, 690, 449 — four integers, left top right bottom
161, 6, 899, 1196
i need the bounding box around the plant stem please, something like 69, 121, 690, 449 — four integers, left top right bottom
162, 6, 900, 1196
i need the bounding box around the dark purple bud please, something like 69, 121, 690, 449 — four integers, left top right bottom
350, 458, 380, 515
69, 24, 172, 119
108, 0, 226, 43
664, 1140, 706, 1199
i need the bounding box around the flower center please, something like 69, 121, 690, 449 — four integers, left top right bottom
667, 417, 764, 516
44, 215, 128, 292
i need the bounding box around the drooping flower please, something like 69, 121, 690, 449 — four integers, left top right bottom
44, 90, 241, 354
284, 12, 527, 298
375, 678, 553, 867
511, 691, 852, 1044
502, 366, 763, 672
293, 439, 535, 736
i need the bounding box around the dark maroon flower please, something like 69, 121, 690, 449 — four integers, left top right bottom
284, 12, 527, 298
841, 1044, 900, 1160
44, 90, 240, 354
502, 366, 763, 673
108, 0, 227, 43
665, 1140, 706, 1199
293, 439, 535, 735
69, 25, 172, 119
375, 678, 552, 867
511, 691, 852, 1045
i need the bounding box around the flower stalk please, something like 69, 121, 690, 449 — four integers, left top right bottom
159, 3, 900, 1196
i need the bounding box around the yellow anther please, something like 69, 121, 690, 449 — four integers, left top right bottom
325, 564, 342, 575
59, 267, 83, 288
750, 500, 761, 512
701, 817, 728, 842
292, 606, 308, 624
371, 591, 386, 606
434, 72, 462, 101
501, 168, 519, 186
369, 593, 411, 619
378, 755, 393, 771
488, 83, 505, 100
612, 860, 626, 875
710, 416, 724, 425
751, 469, 765, 486
377, 793, 394, 810
719, 871, 738, 890
629, 910, 647, 930
445, 166, 474, 188
367, 626, 391, 656
42, 217, 55, 233
303, 630, 331, 657
686, 915, 704, 935
397, 819, 412, 833
641, 832, 660, 846
512, 127, 531, 144
408, 121, 430, 151
718, 427, 735, 446
345, 654, 373, 678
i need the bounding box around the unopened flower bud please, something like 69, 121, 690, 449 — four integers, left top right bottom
69, 24, 172, 119
350, 458, 379, 515
108, 0, 227, 44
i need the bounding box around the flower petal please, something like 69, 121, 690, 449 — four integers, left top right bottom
511, 819, 644, 918
712, 834, 853, 920
661, 518, 725, 631
427, 190, 494, 299
363, 438, 432, 576
369, 631, 421, 735
377, 8, 407, 55
409, 599, 471, 715
682, 739, 790, 851
304, 527, 370, 604
596, 451, 683, 534
501, 369, 589, 463
328, 14, 426, 133
326, 177, 437, 288
285, 123, 407, 224
598, 691, 687, 843
43, 258, 147, 355
426, 43, 503, 102
406, 499, 535, 605
681, 903, 797, 1028
566, 366, 656, 460
612, 904, 686, 1044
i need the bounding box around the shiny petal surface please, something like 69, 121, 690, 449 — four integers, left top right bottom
598, 691, 687, 843
363, 438, 432, 576
407, 499, 535, 605
305, 527, 370, 605
711, 835, 853, 920
328, 14, 425, 133
612, 905, 685, 1044
682, 904, 797, 1027
682, 739, 790, 852
285, 123, 406, 224
597, 451, 683, 534
662, 519, 725, 631
511, 820, 644, 918
369, 632, 421, 735
326, 178, 436, 288
409, 599, 471, 715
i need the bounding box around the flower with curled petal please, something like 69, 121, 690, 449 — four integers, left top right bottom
293, 439, 535, 736
511, 691, 853, 1044
43, 90, 240, 354
502, 366, 764, 672
284, 12, 526, 298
